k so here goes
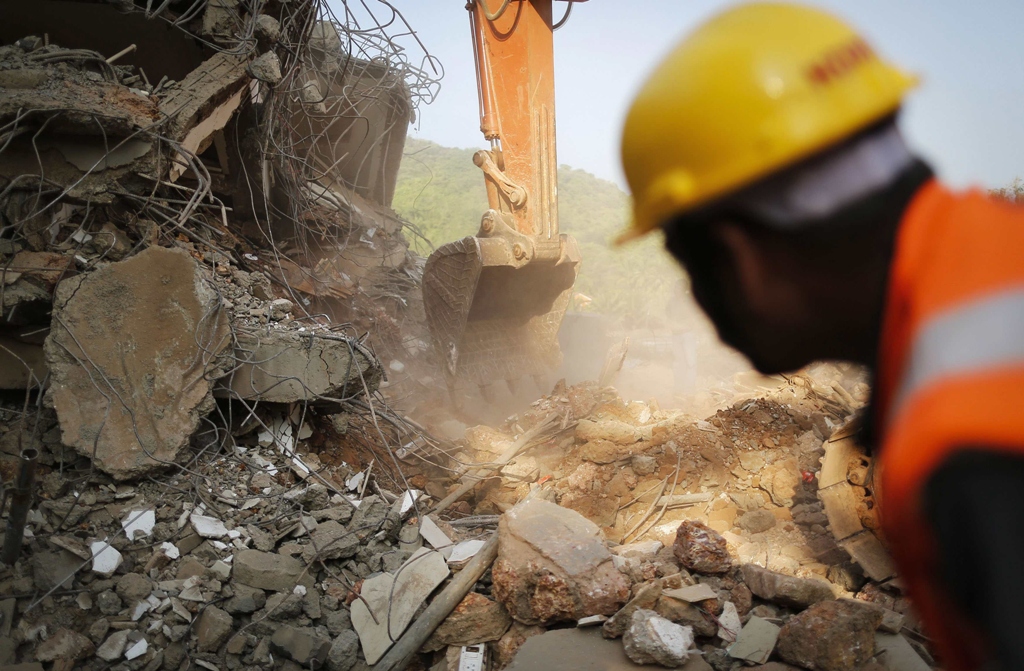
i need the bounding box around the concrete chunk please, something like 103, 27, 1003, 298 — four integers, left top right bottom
233, 550, 312, 592
218, 329, 381, 403
45, 247, 230, 480
351, 548, 449, 664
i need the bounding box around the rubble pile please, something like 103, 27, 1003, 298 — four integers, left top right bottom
409, 366, 939, 670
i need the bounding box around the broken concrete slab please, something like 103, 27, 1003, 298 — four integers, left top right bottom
728, 616, 780, 665
158, 51, 248, 181
217, 329, 382, 403
623, 609, 695, 668
233, 549, 313, 592
45, 246, 231, 480
492, 499, 630, 626
741, 564, 835, 609
351, 548, 449, 664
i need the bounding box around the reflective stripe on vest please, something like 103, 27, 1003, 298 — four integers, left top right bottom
892, 285, 1024, 414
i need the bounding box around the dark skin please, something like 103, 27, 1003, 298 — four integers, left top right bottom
685, 219, 891, 374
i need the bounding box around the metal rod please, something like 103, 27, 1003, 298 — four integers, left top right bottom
1, 448, 38, 565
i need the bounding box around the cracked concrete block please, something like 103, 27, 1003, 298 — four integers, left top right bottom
217, 329, 381, 403
45, 247, 230, 480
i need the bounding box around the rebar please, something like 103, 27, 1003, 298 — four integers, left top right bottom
1, 448, 38, 565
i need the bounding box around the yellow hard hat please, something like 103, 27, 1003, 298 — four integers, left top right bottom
618, 2, 918, 243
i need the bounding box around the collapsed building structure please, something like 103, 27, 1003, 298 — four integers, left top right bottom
0, 1, 937, 671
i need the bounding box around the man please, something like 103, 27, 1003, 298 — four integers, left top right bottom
618, 3, 1024, 669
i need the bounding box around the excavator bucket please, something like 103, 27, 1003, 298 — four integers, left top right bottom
423, 233, 580, 393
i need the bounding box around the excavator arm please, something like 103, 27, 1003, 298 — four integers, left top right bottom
422, 0, 582, 398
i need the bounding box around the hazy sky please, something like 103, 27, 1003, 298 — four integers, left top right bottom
367, 0, 1024, 192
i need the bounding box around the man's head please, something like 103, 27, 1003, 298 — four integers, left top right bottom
661, 120, 931, 373
619, 2, 925, 373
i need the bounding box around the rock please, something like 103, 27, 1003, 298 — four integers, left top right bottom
248, 51, 283, 84
254, 14, 281, 44
351, 548, 449, 664
326, 630, 359, 671
493, 622, 546, 669
736, 510, 776, 534
268, 298, 294, 320
738, 451, 766, 472
219, 329, 380, 403
492, 499, 629, 626
303, 520, 360, 561
777, 600, 883, 671
197, 605, 233, 652
225, 584, 266, 614
266, 592, 303, 620
718, 601, 742, 643
579, 440, 628, 464
190, 513, 229, 538
760, 457, 801, 507
116, 572, 152, 603
623, 609, 695, 668
422, 592, 512, 652
96, 590, 122, 616
36, 628, 94, 662
602, 581, 662, 639
325, 609, 352, 637
727, 616, 780, 665
576, 419, 638, 445
673, 521, 732, 574
45, 247, 230, 479
740, 565, 834, 609
654, 596, 717, 638
96, 630, 130, 661
613, 541, 663, 561
630, 454, 659, 476
31, 550, 79, 590
348, 495, 391, 540
90, 540, 123, 576
233, 549, 311, 591
270, 625, 331, 666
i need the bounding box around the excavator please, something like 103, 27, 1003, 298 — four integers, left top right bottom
421, 0, 584, 401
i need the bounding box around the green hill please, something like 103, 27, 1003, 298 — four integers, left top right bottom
393, 137, 682, 322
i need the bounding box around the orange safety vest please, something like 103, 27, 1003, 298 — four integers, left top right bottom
875, 180, 1024, 670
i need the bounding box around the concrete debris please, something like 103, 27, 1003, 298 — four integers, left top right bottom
623, 609, 696, 668
121, 509, 155, 539
741, 564, 836, 609
220, 329, 382, 402
777, 600, 884, 671
46, 247, 231, 480
0, 13, 929, 668
422, 592, 512, 652
351, 548, 450, 663
662, 583, 718, 603
717, 601, 742, 643
728, 616, 781, 665
491, 499, 630, 625
603, 580, 662, 640
674, 521, 732, 574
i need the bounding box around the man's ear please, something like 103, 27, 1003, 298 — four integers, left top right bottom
716, 222, 773, 311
